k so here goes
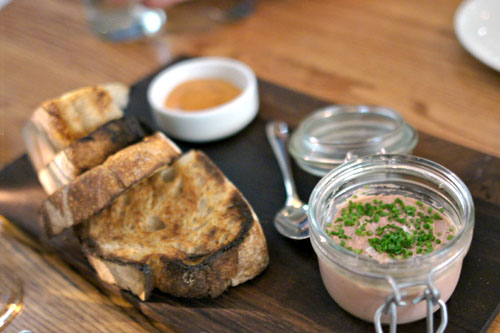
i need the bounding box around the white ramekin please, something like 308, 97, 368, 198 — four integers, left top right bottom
147, 57, 259, 142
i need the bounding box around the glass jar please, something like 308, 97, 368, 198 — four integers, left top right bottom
288, 106, 418, 176
308, 154, 474, 329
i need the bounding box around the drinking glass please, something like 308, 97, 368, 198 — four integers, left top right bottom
0, 217, 23, 330
83, 0, 167, 42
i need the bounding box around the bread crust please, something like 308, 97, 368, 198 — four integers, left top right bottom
85, 252, 155, 301
62, 116, 144, 175
30, 84, 127, 151
40, 132, 181, 237
22, 83, 129, 177
40, 116, 145, 194
79, 150, 269, 299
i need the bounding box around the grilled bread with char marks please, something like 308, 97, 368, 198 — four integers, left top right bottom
79, 150, 269, 300
23, 83, 129, 174
40, 132, 181, 237
30, 83, 127, 150
40, 116, 146, 194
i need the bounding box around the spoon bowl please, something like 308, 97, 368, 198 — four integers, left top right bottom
266, 121, 310, 240
273, 199, 309, 240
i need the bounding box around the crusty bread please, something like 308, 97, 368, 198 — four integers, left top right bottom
39, 116, 146, 195
40, 132, 181, 238
22, 83, 129, 173
101, 82, 129, 110
31, 83, 127, 150
78, 150, 269, 300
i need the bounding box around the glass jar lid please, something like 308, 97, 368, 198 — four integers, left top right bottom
288, 105, 418, 176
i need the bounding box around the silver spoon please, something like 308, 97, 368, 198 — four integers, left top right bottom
266, 121, 309, 240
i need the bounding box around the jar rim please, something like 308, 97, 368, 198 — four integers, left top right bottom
308, 154, 474, 278
301, 105, 404, 145
289, 106, 418, 176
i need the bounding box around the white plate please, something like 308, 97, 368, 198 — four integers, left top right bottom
454, 0, 500, 72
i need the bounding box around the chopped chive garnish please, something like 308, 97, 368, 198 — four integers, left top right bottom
324, 195, 451, 260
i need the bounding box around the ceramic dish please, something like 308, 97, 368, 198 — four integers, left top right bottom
454, 0, 500, 72
148, 57, 259, 142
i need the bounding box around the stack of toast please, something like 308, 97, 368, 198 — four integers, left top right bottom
23, 84, 269, 300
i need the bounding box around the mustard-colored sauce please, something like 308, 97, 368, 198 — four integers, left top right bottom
165, 79, 241, 111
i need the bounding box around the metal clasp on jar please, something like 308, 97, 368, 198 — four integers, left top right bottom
374, 268, 448, 333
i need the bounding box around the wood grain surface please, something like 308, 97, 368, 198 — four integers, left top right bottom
1, 0, 500, 331
0, 216, 165, 333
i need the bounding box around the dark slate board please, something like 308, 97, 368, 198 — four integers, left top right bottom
1, 57, 499, 332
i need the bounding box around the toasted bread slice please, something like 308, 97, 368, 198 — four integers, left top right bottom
79, 150, 269, 300
40, 132, 181, 238
22, 83, 129, 172
39, 116, 146, 195
31, 83, 127, 150
101, 82, 129, 110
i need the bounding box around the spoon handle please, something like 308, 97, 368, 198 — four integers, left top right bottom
265, 121, 299, 204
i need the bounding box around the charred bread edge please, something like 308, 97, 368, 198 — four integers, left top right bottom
78, 153, 258, 299
41, 116, 145, 194
30, 86, 124, 151
23, 84, 130, 180
182, 152, 256, 261
40, 184, 128, 239
83, 244, 155, 301
40, 132, 182, 238
52, 116, 145, 175
40, 161, 169, 239
80, 189, 254, 264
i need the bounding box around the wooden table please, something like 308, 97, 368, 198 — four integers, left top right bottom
1, 0, 499, 331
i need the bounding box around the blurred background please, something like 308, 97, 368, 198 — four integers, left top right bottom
1, 0, 499, 165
